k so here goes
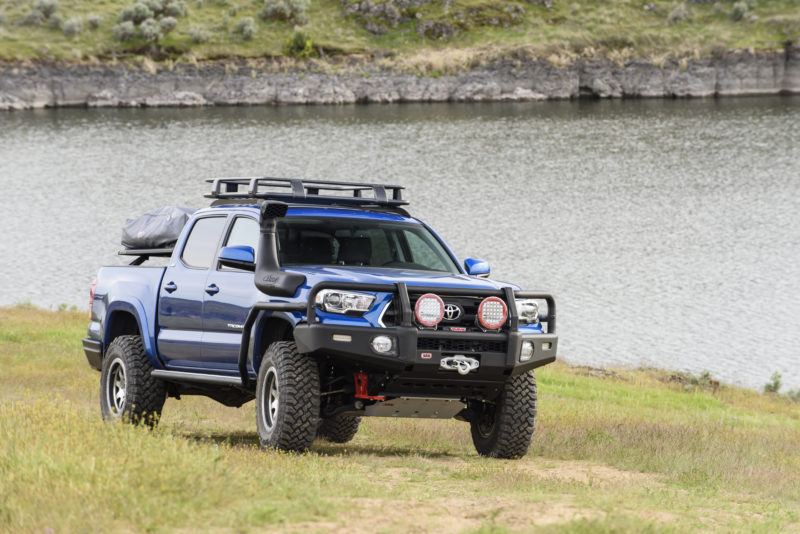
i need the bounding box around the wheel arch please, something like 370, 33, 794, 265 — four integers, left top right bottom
103, 300, 158, 367
251, 312, 296, 374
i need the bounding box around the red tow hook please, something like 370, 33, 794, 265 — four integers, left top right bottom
353, 372, 386, 401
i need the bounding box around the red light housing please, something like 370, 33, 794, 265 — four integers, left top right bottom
477, 297, 508, 330
414, 293, 445, 327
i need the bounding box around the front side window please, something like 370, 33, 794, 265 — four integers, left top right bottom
181, 217, 227, 269
276, 217, 459, 273
225, 217, 259, 251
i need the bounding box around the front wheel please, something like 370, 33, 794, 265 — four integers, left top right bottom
99, 335, 166, 426
256, 341, 320, 452
470, 371, 537, 459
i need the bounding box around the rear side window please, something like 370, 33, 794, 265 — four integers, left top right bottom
181, 217, 227, 269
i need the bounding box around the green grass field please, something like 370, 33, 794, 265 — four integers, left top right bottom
0, 0, 798, 66
1, 305, 799, 532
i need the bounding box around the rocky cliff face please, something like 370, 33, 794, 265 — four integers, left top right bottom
1, 46, 798, 110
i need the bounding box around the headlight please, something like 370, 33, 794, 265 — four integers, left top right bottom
315, 290, 375, 314
516, 299, 539, 324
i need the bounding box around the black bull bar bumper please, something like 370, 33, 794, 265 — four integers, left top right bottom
238, 282, 557, 389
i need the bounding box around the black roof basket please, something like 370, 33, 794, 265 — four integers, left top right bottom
205, 177, 408, 210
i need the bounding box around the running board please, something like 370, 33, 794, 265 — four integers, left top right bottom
151, 370, 243, 387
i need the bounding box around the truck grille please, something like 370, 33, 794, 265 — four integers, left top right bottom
417, 337, 507, 353
380, 294, 510, 333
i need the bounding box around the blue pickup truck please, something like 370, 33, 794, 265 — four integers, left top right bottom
83, 178, 557, 458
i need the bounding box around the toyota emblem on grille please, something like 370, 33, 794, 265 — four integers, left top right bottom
443, 304, 462, 321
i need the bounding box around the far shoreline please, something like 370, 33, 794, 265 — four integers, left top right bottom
2, 45, 799, 110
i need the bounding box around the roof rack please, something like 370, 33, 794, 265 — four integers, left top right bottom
205, 177, 408, 210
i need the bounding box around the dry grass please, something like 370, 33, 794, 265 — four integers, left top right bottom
1, 305, 800, 532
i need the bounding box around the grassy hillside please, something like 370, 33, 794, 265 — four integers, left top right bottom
0, 0, 797, 66
1, 305, 799, 532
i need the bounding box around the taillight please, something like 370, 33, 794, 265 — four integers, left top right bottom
477, 297, 508, 330
89, 278, 98, 316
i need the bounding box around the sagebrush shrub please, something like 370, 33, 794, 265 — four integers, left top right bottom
113, 20, 137, 41
159, 16, 178, 34
19, 10, 46, 26
34, 0, 59, 18
62, 17, 83, 37
139, 17, 162, 41
47, 12, 64, 29
87, 14, 103, 29
120, 3, 153, 24
189, 25, 210, 42
235, 16, 256, 40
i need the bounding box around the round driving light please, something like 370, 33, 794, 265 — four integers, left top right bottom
477, 296, 508, 330
371, 335, 394, 354
520, 341, 534, 362
414, 293, 445, 327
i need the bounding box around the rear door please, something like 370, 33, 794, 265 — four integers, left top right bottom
201, 215, 262, 370
157, 215, 228, 370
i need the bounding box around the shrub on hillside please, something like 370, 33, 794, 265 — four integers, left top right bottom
139, 17, 163, 41
189, 25, 211, 42
284, 30, 315, 58
260, 0, 309, 25
47, 12, 64, 30
120, 3, 154, 24
159, 16, 178, 34
62, 17, 83, 37
19, 10, 46, 26
165, 1, 189, 17
112, 20, 137, 41
235, 16, 256, 40
764, 371, 782, 393
730, 1, 748, 20
667, 3, 690, 23
114, 1, 189, 43
87, 14, 103, 29
34, 0, 60, 19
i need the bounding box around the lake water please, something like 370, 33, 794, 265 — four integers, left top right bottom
1, 97, 798, 390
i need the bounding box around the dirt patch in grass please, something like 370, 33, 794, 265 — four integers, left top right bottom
289, 494, 604, 533
522, 458, 659, 486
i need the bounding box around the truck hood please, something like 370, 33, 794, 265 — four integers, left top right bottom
287, 266, 519, 292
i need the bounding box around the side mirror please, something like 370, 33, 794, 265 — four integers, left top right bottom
464, 258, 490, 278
219, 246, 255, 271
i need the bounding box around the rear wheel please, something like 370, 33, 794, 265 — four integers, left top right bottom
99, 335, 166, 426
470, 371, 537, 459
317, 415, 361, 443
256, 341, 320, 452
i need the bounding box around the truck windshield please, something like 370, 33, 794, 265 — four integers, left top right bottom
276, 217, 460, 273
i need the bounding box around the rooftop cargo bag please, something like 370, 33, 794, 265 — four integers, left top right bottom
121, 206, 196, 249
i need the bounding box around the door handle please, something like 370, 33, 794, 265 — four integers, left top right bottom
205, 284, 220, 295
164, 281, 177, 293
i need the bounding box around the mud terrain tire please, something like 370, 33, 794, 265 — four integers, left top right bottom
100, 335, 166, 426
470, 370, 537, 459
256, 341, 320, 452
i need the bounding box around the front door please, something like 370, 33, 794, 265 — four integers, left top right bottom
201, 216, 262, 370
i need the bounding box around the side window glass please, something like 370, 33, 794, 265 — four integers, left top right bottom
225, 217, 260, 251
181, 217, 227, 269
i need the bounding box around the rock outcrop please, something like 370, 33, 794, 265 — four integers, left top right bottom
1, 46, 798, 110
